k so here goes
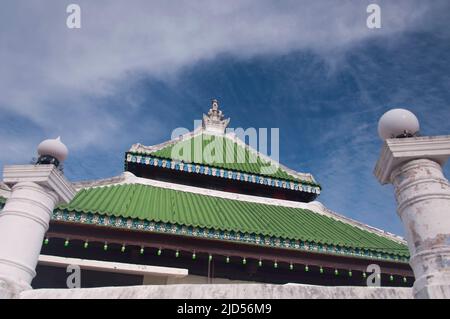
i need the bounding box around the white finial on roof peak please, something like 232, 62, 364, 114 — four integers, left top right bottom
202, 99, 230, 134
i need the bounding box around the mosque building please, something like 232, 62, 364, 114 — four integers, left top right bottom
0, 100, 414, 289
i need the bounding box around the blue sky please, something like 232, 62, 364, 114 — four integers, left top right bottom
1, 1, 449, 236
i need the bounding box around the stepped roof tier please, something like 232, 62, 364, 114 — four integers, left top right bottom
60, 174, 408, 259
129, 133, 316, 185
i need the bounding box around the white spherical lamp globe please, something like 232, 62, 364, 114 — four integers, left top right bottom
37, 136, 69, 162
378, 108, 420, 140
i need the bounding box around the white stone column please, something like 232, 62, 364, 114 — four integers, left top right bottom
0, 165, 75, 298
375, 135, 450, 298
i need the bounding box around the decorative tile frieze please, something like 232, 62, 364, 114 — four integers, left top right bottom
126, 154, 321, 194
51, 210, 408, 263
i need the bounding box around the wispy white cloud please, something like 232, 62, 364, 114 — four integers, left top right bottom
0, 0, 437, 152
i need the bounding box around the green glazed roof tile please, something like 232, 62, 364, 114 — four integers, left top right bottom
58, 184, 409, 257
137, 134, 317, 185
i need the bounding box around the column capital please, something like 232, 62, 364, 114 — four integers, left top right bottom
2, 164, 76, 204
374, 135, 450, 185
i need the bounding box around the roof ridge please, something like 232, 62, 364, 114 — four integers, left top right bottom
221, 131, 315, 182
72, 174, 127, 190
129, 127, 203, 154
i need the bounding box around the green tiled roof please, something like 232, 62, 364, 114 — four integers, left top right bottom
136, 134, 318, 186
58, 184, 409, 258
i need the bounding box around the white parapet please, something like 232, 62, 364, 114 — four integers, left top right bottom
19, 283, 413, 299
374, 135, 450, 299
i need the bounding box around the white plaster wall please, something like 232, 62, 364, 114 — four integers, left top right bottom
19, 283, 412, 299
